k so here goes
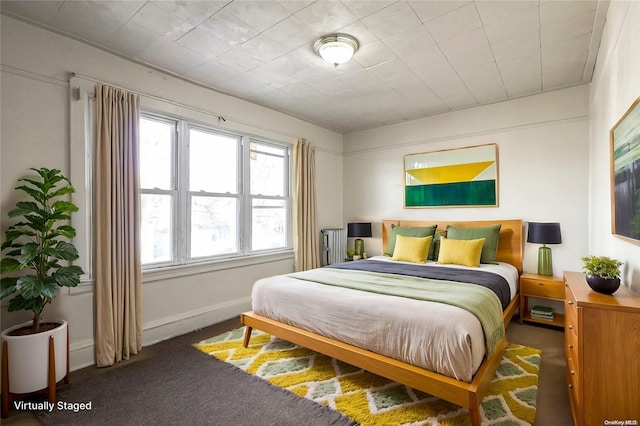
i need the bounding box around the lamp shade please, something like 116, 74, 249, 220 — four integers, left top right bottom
527, 222, 562, 244
347, 222, 372, 238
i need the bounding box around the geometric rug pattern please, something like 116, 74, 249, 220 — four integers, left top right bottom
195, 327, 541, 426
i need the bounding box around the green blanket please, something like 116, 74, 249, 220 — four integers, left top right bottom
288, 268, 505, 356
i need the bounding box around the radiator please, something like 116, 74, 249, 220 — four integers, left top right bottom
321, 228, 347, 265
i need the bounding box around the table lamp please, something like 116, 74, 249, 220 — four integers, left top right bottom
527, 222, 562, 276
347, 222, 372, 257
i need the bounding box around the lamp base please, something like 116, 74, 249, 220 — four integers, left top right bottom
354, 239, 364, 257
537, 245, 553, 276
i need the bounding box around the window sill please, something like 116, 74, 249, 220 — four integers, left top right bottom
66, 251, 294, 294
67, 278, 94, 295
142, 250, 294, 284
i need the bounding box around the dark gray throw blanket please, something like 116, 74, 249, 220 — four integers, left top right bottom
327, 260, 511, 310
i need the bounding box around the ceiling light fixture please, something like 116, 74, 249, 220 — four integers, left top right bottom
314, 33, 359, 67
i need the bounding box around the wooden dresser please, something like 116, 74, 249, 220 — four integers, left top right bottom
563, 271, 640, 425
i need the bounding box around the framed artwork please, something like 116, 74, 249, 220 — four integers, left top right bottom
610, 97, 640, 245
404, 143, 498, 208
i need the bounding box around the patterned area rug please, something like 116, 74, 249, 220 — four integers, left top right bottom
195, 327, 541, 426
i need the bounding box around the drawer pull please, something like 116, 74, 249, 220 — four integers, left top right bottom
569, 325, 574, 330
568, 384, 573, 389
568, 300, 574, 305
571, 370, 575, 376
538, 282, 544, 286
568, 344, 573, 349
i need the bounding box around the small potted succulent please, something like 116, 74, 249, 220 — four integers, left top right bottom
581, 255, 623, 295
346, 249, 355, 261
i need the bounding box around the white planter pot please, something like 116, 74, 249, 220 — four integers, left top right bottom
1, 320, 68, 394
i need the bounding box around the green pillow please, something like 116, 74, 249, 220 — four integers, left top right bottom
385, 224, 437, 257
428, 230, 447, 261
445, 224, 501, 264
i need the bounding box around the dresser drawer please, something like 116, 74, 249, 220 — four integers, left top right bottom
566, 326, 579, 370
521, 278, 564, 299
566, 348, 580, 385
565, 286, 579, 338
566, 359, 581, 426
566, 309, 578, 339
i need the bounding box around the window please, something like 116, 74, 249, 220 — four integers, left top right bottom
139, 116, 176, 264
250, 142, 289, 251
139, 114, 292, 268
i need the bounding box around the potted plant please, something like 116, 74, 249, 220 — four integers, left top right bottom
1, 168, 84, 414
581, 255, 623, 295
346, 249, 355, 261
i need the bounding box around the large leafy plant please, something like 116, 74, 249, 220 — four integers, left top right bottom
1, 168, 84, 333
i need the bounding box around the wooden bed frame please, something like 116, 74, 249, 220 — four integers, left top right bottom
242, 219, 523, 426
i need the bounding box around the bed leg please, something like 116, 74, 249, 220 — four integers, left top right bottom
468, 403, 481, 426
242, 326, 253, 348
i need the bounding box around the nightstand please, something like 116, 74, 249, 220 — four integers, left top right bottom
519, 273, 565, 329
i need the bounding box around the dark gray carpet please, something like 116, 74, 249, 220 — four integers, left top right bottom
35, 339, 357, 425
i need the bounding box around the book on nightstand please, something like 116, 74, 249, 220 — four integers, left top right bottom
530, 305, 554, 320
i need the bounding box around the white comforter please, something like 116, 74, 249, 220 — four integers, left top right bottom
251, 257, 518, 383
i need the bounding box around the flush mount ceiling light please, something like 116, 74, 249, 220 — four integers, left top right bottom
314, 33, 359, 67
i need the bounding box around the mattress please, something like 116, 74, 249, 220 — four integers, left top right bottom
251, 257, 519, 382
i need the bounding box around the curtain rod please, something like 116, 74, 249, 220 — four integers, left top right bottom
69, 71, 312, 144
70, 72, 228, 124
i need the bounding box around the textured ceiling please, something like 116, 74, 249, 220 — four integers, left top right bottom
1, 0, 608, 133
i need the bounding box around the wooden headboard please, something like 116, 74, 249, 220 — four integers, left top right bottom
382, 219, 523, 274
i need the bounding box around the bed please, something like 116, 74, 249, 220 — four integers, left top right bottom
241, 219, 523, 425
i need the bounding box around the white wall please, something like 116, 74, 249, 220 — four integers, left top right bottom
588, 0, 640, 292
0, 16, 343, 370
343, 85, 591, 278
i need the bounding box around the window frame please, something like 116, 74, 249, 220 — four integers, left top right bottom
69, 80, 96, 287
247, 138, 292, 253
139, 113, 179, 269
69, 75, 295, 293
184, 122, 243, 262
139, 112, 293, 270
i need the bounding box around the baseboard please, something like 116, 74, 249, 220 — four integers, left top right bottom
69, 339, 95, 372
67, 297, 251, 371
142, 297, 251, 346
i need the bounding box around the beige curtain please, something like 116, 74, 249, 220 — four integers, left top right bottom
293, 138, 321, 271
94, 84, 142, 367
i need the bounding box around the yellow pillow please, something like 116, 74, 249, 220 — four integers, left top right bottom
437, 237, 485, 267
392, 235, 432, 263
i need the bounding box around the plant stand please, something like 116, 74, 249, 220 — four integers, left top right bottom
1, 325, 70, 418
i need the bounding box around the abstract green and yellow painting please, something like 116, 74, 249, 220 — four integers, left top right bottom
404, 144, 498, 208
